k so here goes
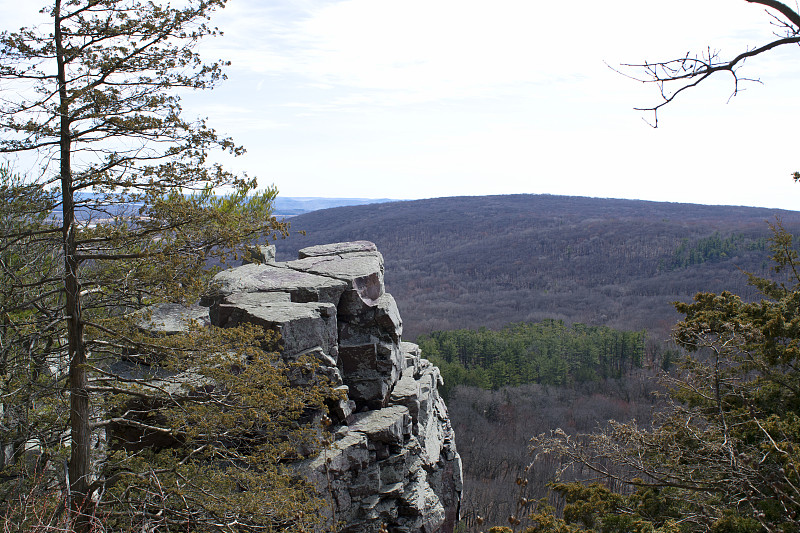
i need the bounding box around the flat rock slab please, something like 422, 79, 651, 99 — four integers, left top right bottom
287, 252, 384, 303
134, 303, 210, 334
350, 405, 410, 445
298, 241, 378, 258
400, 342, 422, 370
391, 368, 420, 404
216, 294, 338, 358
307, 432, 370, 474
390, 367, 421, 433
204, 263, 348, 305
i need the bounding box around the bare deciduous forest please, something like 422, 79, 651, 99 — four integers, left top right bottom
277, 194, 800, 340
275, 194, 800, 530
449, 374, 661, 530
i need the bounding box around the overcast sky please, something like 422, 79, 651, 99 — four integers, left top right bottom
3, 0, 800, 210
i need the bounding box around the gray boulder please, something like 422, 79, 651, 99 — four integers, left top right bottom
215, 292, 338, 359
242, 243, 276, 264
287, 251, 385, 304
305, 354, 462, 533
200, 242, 462, 532
298, 240, 378, 258
132, 302, 210, 334
203, 262, 348, 307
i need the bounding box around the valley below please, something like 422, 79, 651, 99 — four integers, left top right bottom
274, 194, 800, 529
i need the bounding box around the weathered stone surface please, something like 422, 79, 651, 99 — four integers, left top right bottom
391, 367, 421, 435
349, 405, 410, 446
307, 353, 462, 531
216, 293, 338, 358
416, 363, 448, 466
307, 432, 370, 474
242, 244, 276, 264
338, 339, 405, 405
207, 291, 288, 327
330, 385, 356, 421
203, 262, 348, 306
338, 292, 403, 341
401, 341, 422, 370
285, 346, 344, 388
375, 294, 403, 338
197, 241, 461, 533
344, 377, 390, 408
123, 303, 212, 366
339, 343, 378, 375
379, 448, 409, 486
349, 463, 382, 498
298, 240, 378, 258
133, 303, 210, 334
287, 251, 384, 303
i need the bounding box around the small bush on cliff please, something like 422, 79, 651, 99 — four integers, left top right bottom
511, 222, 800, 533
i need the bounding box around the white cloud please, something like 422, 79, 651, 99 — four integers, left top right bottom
210, 0, 784, 101
2, 0, 799, 209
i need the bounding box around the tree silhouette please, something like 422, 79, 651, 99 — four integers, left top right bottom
621, 0, 800, 127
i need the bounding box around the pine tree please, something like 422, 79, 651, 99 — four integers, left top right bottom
521, 221, 800, 533
0, 2, 331, 531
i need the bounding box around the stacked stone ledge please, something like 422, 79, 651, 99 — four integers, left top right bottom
193, 241, 462, 532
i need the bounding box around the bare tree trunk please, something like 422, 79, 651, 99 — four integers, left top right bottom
55, 1, 91, 530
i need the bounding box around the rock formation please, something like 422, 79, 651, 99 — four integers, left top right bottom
200, 241, 462, 532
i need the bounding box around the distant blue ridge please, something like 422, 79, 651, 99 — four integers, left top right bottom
273, 197, 398, 216
50, 193, 399, 219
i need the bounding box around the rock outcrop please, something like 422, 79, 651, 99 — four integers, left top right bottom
200, 241, 462, 532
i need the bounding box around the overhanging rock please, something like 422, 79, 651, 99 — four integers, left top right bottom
203, 241, 462, 533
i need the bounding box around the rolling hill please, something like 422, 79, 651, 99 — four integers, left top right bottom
273, 194, 800, 340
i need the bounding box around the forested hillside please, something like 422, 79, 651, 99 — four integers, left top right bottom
274, 194, 800, 531
415, 319, 660, 529
276, 194, 800, 339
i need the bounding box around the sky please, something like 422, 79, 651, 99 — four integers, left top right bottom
3, 0, 800, 210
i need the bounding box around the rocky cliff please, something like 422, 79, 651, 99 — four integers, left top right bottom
201, 241, 463, 532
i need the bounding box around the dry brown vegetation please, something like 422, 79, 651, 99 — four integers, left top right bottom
277, 195, 800, 340
276, 194, 800, 531
448, 372, 660, 531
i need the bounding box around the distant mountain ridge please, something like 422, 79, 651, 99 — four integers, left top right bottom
274, 194, 800, 340
55, 194, 397, 220
273, 196, 397, 215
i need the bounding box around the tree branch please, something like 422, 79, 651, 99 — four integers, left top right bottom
745, 0, 800, 29
618, 0, 800, 126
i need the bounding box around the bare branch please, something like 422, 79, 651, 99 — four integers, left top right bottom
746, 0, 800, 28
618, 0, 800, 126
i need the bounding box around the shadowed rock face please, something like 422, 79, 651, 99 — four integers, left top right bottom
202, 241, 463, 533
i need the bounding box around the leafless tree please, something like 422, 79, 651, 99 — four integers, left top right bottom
621, 0, 800, 127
